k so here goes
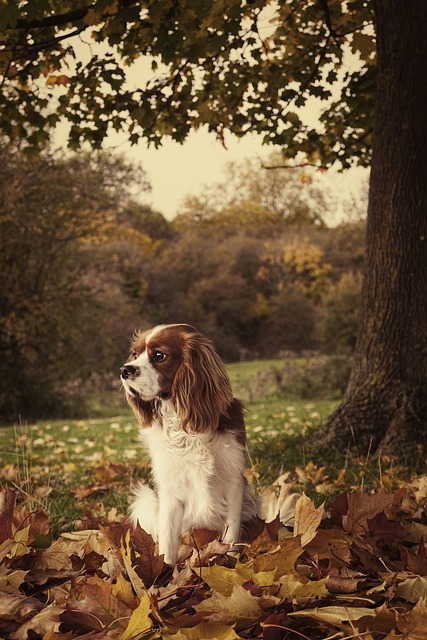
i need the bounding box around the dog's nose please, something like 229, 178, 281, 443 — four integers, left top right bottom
120, 365, 136, 379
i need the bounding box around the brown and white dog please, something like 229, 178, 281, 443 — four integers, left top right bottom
120, 323, 257, 564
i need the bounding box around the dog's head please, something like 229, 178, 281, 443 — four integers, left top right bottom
120, 324, 233, 432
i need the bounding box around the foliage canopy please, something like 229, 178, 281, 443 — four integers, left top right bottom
0, 0, 374, 165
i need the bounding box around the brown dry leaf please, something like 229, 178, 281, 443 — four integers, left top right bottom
93, 463, 128, 483
71, 483, 110, 499
293, 493, 324, 546
0, 566, 28, 594
34, 529, 111, 571
12, 504, 50, 541
305, 527, 352, 564
191, 538, 232, 566
327, 574, 365, 594
188, 528, 218, 549
11, 607, 65, 640
295, 461, 328, 485
119, 526, 164, 588
343, 491, 395, 535
356, 603, 397, 636
65, 573, 131, 631
396, 597, 427, 639
0, 593, 43, 623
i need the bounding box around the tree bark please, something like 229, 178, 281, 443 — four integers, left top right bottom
317, 0, 427, 456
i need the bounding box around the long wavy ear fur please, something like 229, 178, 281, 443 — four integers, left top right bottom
126, 391, 157, 427
172, 330, 233, 433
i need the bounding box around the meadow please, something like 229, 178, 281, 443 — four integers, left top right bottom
0, 357, 414, 535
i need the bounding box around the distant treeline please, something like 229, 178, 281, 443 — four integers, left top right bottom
0, 145, 366, 421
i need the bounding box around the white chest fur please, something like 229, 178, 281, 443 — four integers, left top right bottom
130, 402, 254, 564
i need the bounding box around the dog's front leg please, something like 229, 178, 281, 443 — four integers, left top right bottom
222, 475, 245, 546
158, 493, 184, 565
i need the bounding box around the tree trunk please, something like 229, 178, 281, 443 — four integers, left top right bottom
317, 0, 427, 456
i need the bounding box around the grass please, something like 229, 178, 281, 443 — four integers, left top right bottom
0, 359, 416, 532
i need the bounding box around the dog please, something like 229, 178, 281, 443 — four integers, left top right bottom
120, 323, 257, 564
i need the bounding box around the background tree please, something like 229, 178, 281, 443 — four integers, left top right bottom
1, 0, 425, 454
0, 144, 152, 420
175, 155, 329, 232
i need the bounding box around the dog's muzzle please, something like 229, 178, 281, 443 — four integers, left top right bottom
120, 365, 138, 380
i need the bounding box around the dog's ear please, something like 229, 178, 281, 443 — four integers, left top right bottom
126, 392, 157, 427
171, 331, 233, 433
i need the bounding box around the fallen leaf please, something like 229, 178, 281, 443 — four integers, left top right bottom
293, 493, 324, 546
396, 597, 427, 639
166, 621, 239, 639
0, 566, 29, 594
121, 589, 155, 640
200, 563, 252, 597
9, 604, 64, 640
195, 584, 262, 626
343, 491, 395, 536
395, 576, 427, 603
289, 604, 376, 628
252, 535, 304, 578
279, 574, 329, 602
0, 593, 43, 622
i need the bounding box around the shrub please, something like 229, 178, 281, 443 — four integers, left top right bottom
319, 272, 363, 354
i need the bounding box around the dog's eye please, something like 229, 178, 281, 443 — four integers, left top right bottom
131, 350, 138, 360
152, 350, 166, 362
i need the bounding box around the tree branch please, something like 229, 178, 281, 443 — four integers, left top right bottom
261, 161, 330, 171
14, 6, 93, 30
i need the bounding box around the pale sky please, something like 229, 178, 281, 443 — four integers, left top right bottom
53, 37, 369, 223
111, 128, 368, 223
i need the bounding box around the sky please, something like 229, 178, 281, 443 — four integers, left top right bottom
53, 33, 369, 225
109, 127, 369, 223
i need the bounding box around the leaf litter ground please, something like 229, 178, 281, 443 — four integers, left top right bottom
2, 476, 427, 640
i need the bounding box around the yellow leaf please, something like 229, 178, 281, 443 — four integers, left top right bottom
395, 576, 427, 603
289, 605, 376, 628
122, 555, 146, 600
200, 564, 252, 597
112, 572, 136, 608
195, 584, 262, 626
279, 574, 329, 603
293, 493, 324, 546
165, 622, 239, 640
405, 521, 427, 543
2, 524, 31, 559
121, 590, 155, 640
253, 536, 304, 578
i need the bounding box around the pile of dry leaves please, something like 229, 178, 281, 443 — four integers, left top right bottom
1, 477, 427, 640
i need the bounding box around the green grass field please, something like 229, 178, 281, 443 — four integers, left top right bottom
0, 359, 414, 533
